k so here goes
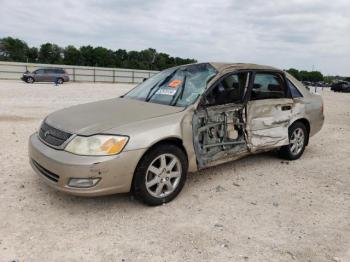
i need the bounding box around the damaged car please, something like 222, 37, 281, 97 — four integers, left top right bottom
29, 63, 324, 205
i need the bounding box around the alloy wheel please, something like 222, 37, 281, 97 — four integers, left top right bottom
145, 153, 182, 198
289, 127, 305, 155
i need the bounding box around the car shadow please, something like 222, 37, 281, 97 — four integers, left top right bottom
186, 150, 280, 186
19, 80, 67, 85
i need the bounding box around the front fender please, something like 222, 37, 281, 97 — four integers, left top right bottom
105, 109, 198, 172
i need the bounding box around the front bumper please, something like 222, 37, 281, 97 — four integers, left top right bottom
28, 133, 146, 196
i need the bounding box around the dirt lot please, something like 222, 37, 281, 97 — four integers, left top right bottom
0, 81, 349, 262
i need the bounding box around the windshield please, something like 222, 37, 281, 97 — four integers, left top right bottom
124, 63, 217, 107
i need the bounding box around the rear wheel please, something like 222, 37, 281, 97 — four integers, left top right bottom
57, 78, 64, 84
132, 144, 188, 206
279, 122, 308, 160
26, 77, 34, 83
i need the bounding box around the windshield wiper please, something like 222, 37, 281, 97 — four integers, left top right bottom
145, 80, 161, 102
145, 68, 179, 102
170, 74, 187, 106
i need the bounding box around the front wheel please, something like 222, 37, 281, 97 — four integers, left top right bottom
132, 144, 188, 206
279, 122, 308, 160
26, 77, 34, 83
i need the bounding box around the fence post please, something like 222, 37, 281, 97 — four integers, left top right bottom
148, 72, 151, 78
73, 68, 75, 82
131, 71, 135, 83
93, 68, 96, 82
113, 70, 115, 83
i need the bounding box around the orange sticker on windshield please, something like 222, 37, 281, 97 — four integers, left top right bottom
168, 79, 182, 88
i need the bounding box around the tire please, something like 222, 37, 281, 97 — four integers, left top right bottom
26, 77, 34, 83
279, 122, 308, 160
57, 78, 64, 84
132, 144, 188, 206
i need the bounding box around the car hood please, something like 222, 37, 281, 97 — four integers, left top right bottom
45, 98, 184, 136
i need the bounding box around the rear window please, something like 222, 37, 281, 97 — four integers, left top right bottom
44, 68, 65, 74
285, 72, 310, 95
287, 80, 303, 98
53, 69, 65, 74
250, 73, 286, 100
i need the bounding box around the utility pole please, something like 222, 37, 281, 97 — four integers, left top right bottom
150, 52, 157, 70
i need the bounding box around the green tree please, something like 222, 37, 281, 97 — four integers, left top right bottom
286, 68, 301, 80
79, 45, 95, 66
154, 52, 171, 70
0, 37, 29, 62
139, 48, 157, 70
27, 47, 38, 62
323, 76, 334, 84
38, 43, 62, 64
123, 50, 142, 69
63, 45, 80, 65
0, 36, 197, 70
114, 49, 127, 67
92, 47, 114, 67
286, 68, 324, 82
308, 71, 324, 82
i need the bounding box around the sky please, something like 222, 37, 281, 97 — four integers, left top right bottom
0, 0, 349, 75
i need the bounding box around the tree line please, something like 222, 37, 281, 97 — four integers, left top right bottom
286, 68, 325, 82
0, 37, 196, 70
1, 37, 347, 81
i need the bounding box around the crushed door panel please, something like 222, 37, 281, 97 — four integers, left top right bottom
246, 98, 293, 152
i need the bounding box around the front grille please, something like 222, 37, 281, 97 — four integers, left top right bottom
39, 121, 72, 147
32, 160, 60, 183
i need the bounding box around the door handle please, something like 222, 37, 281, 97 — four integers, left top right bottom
281, 105, 292, 111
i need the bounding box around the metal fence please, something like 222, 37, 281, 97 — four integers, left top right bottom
0, 61, 159, 84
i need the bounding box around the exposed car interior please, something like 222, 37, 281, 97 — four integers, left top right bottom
193, 72, 249, 167
250, 73, 285, 100
206, 72, 247, 105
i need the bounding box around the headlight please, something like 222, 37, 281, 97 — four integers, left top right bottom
65, 135, 128, 156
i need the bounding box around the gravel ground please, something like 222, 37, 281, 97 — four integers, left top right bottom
0, 81, 349, 262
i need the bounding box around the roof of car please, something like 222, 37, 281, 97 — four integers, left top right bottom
209, 62, 280, 72
37, 67, 64, 70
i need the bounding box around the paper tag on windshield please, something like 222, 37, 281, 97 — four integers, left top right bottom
156, 89, 177, 96
168, 79, 182, 88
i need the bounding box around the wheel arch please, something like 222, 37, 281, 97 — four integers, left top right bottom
141, 137, 188, 162
130, 137, 188, 190
57, 77, 64, 83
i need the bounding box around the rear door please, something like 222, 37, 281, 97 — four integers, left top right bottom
34, 69, 45, 82
44, 69, 56, 82
246, 71, 293, 152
